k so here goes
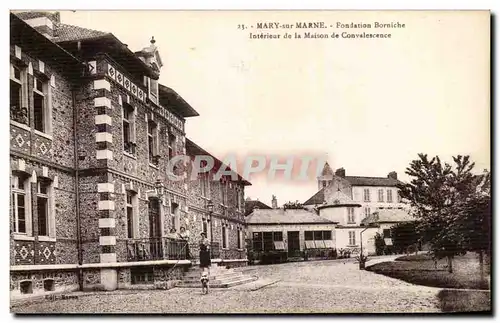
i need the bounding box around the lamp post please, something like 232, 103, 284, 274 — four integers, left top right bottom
207, 199, 214, 245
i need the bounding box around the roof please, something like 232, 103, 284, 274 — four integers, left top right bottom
158, 84, 199, 118
361, 208, 414, 225
319, 189, 361, 209
303, 188, 325, 205
246, 209, 335, 225
320, 162, 334, 176
10, 13, 82, 77
53, 23, 109, 42
344, 176, 402, 187
185, 138, 251, 186
244, 200, 272, 216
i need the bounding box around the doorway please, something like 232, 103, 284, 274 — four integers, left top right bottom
287, 231, 300, 257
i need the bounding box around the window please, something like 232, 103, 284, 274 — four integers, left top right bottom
387, 189, 393, 203
273, 231, 283, 241
148, 121, 159, 166
148, 78, 159, 105
263, 231, 273, 251
122, 103, 136, 155
364, 207, 371, 217
222, 225, 227, 249
33, 77, 47, 132
252, 232, 263, 251
236, 189, 242, 211
200, 173, 209, 197
322, 182, 327, 188
322, 231, 332, 240
20, 281, 33, 294
305, 231, 331, 241
347, 207, 355, 223
363, 189, 370, 202
202, 219, 208, 236
397, 191, 402, 203
220, 181, 228, 205
126, 191, 136, 239
168, 131, 176, 161
383, 229, 391, 238
348, 231, 356, 245
237, 228, 242, 249
378, 189, 384, 202
43, 279, 55, 292
171, 202, 179, 231
10, 65, 28, 125
37, 180, 50, 237
11, 175, 29, 234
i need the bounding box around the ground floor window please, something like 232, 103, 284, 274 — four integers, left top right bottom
252, 231, 283, 251
348, 231, 356, 246
304, 230, 333, 249
131, 267, 154, 284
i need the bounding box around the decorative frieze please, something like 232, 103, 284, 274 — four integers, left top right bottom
105, 61, 184, 132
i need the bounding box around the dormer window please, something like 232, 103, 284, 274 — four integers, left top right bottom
148, 77, 158, 105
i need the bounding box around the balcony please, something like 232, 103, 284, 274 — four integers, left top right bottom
126, 237, 188, 262
187, 242, 221, 260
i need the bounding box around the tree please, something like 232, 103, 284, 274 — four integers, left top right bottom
451, 170, 491, 280
283, 200, 305, 210
391, 222, 419, 255
397, 154, 478, 273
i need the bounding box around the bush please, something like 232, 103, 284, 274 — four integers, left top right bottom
396, 254, 433, 262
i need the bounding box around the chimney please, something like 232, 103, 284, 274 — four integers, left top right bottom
388, 171, 398, 180
335, 168, 346, 178
15, 11, 60, 40
271, 195, 278, 209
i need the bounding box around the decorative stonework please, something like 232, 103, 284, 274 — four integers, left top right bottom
105, 61, 184, 132
36, 241, 56, 264
13, 241, 35, 265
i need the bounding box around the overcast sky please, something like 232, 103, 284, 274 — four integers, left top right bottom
60, 11, 490, 207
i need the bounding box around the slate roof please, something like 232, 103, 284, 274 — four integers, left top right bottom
361, 208, 414, 225
320, 162, 334, 176
185, 138, 251, 186
303, 188, 325, 205
244, 200, 272, 216
344, 176, 402, 187
246, 209, 335, 225
304, 175, 403, 205
158, 84, 199, 118
53, 23, 109, 42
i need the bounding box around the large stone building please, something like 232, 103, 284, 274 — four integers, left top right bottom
9, 11, 249, 299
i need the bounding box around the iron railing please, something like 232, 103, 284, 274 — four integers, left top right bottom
126, 237, 188, 262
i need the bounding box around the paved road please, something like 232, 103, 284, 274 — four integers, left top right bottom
12, 257, 441, 313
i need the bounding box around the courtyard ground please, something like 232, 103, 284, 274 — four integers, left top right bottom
12, 256, 443, 314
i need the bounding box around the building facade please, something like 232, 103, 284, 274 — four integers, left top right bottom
10, 11, 249, 300
305, 162, 413, 254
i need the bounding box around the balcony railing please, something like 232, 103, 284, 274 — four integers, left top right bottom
126, 237, 188, 262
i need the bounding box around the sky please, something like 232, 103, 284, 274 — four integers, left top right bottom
60, 10, 490, 207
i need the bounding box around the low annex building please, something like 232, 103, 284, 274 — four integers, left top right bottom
246, 208, 336, 257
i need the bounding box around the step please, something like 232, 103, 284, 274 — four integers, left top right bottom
184, 271, 242, 279
177, 276, 257, 288
181, 275, 247, 285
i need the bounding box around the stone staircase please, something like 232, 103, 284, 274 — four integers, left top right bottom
177, 265, 257, 288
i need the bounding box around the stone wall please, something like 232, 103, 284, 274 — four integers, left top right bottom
10, 270, 79, 299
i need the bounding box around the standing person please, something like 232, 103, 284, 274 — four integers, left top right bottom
199, 232, 211, 274
179, 226, 191, 259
